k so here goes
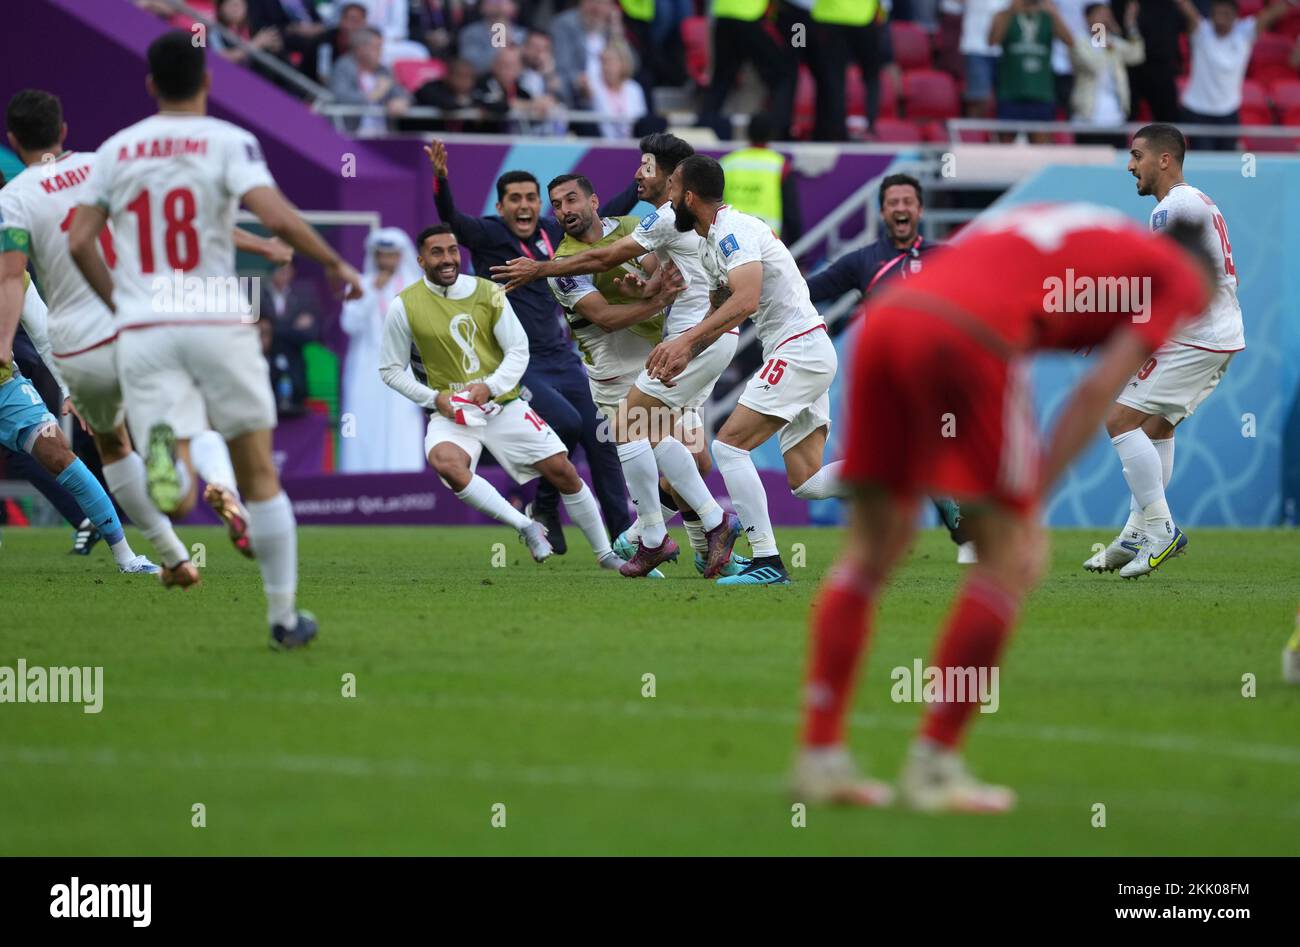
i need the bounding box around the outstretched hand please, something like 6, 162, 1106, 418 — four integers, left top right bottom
425, 139, 449, 179
491, 256, 542, 293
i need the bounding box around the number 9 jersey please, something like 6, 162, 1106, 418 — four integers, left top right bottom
1149, 183, 1244, 354
84, 113, 274, 328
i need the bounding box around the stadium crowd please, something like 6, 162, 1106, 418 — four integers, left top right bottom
130, 0, 1300, 143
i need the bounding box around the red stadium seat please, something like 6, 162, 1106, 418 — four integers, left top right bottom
847, 64, 867, 117
393, 58, 446, 92
1279, 10, 1300, 40
920, 121, 948, 143
1248, 33, 1295, 82
1240, 134, 1296, 152
1239, 0, 1264, 15
1281, 106, 1300, 125
681, 16, 711, 86
1240, 79, 1274, 124
1270, 77, 1300, 111
902, 69, 959, 120
871, 118, 923, 143
792, 65, 816, 139
890, 21, 931, 71
876, 65, 900, 118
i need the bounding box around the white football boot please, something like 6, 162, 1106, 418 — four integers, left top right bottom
956, 541, 978, 564
790, 746, 895, 808
1118, 527, 1187, 579
898, 741, 1016, 814
1083, 528, 1143, 573
518, 520, 554, 563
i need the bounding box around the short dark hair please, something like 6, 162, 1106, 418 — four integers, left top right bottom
147, 30, 207, 102
1133, 123, 1186, 164
496, 169, 539, 201
1083, 2, 1108, 17
547, 173, 594, 197
6, 89, 63, 152
340, 1, 367, 15
638, 132, 694, 175
416, 223, 455, 249
747, 114, 774, 145
878, 173, 922, 209
677, 155, 725, 202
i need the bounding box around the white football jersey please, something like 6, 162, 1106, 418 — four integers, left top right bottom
698, 205, 823, 357
629, 200, 711, 339
1149, 183, 1244, 351
0, 152, 117, 355
84, 112, 274, 328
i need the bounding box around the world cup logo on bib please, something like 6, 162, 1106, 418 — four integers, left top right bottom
449, 314, 481, 374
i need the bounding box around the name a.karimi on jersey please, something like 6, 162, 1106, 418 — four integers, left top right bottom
150, 268, 261, 321
0, 658, 103, 713
49, 878, 151, 927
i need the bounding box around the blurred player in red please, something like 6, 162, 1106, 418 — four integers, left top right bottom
792, 203, 1215, 813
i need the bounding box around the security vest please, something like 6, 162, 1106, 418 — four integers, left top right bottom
720, 147, 785, 237
713, 0, 769, 22
811, 0, 878, 26
620, 0, 654, 22
398, 276, 521, 403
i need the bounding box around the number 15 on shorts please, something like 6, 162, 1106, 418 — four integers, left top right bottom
758, 358, 787, 386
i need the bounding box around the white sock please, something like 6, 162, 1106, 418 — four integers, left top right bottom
190, 429, 239, 498
560, 481, 613, 559
713, 439, 778, 557
1152, 436, 1174, 488
1112, 429, 1174, 539
684, 520, 707, 555
245, 492, 298, 629
652, 437, 723, 531
618, 439, 666, 546
792, 461, 846, 500
660, 502, 680, 524
623, 516, 643, 542
103, 453, 189, 567
455, 474, 531, 530
107, 535, 137, 568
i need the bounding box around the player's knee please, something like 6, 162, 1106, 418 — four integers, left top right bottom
544, 456, 582, 493
32, 426, 75, 475
94, 428, 132, 464
429, 445, 468, 479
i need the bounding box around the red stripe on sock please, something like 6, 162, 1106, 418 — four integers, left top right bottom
801, 562, 879, 747
920, 575, 1020, 749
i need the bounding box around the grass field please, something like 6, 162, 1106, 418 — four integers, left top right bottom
0, 524, 1297, 856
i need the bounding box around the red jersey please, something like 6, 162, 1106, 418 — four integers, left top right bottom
869, 203, 1211, 356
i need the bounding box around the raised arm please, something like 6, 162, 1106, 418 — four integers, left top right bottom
233, 227, 293, 264
1257, 0, 1299, 34
426, 141, 493, 248
570, 277, 677, 332
1172, 0, 1203, 33
492, 234, 646, 292
806, 247, 869, 304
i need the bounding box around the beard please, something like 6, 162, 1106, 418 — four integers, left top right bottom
424, 264, 458, 287
673, 201, 698, 232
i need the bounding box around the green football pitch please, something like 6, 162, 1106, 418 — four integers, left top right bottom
1, 525, 1296, 856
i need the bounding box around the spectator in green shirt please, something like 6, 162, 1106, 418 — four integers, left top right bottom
989, 0, 1075, 142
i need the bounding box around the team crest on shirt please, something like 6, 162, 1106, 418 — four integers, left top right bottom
719, 234, 739, 258
640, 211, 658, 230
1152, 210, 1168, 230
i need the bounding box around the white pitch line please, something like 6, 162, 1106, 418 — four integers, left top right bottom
98, 686, 1300, 767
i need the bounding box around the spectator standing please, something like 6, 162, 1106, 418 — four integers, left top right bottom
720, 113, 804, 243
328, 26, 412, 132
700, 0, 795, 140
338, 229, 428, 474
552, 0, 639, 111
459, 0, 529, 74
1071, 2, 1145, 146
246, 0, 328, 80
480, 45, 558, 134
1049, 0, 1091, 116
989, 0, 1076, 142
357, 0, 436, 61
211, 0, 285, 67
1122, 0, 1183, 122
316, 1, 370, 80
586, 42, 648, 137
810, 0, 882, 140
1176, 0, 1297, 151
414, 0, 472, 60
960, 0, 1011, 118
260, 261, 321, 414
